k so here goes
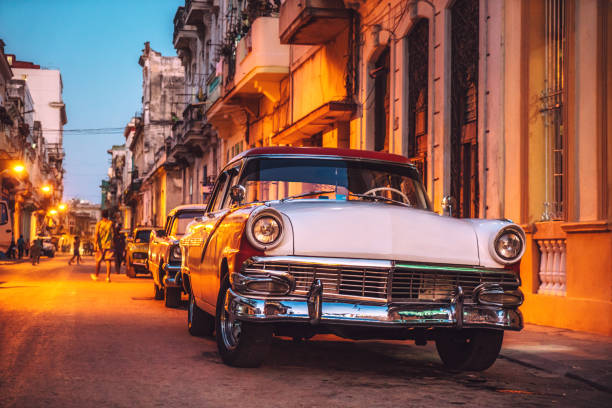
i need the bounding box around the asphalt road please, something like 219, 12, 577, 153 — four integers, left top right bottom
0, 254, 608, 408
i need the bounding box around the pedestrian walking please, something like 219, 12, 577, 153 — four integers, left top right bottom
17, 235, 25, 259
68, 235, 82, 265
24, 240, 29, 257
30, 238, 42, 265
7, 239, 16, 259
113, 225, 125, 274
92, 209, 114, 282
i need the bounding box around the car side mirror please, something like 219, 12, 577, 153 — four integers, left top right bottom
230, 185, 246, 205
442, 195, 456, 217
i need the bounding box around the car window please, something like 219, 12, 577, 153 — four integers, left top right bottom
0, 202, 7, 225
169, 211, 205, 237
164, 216, 172, 235
135, 230, 152, 243
209, 172, 229, 213
220, 165, 242, 209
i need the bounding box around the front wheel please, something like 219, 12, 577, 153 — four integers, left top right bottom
188, 287, 214, 337
164, 286, 181, 308
216, 278, 272, 367
435, 329, 504, 371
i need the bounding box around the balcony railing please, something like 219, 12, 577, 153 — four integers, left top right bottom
279, 0, 351, 45
173, 7, 198, 49
184, 0, 213, 25
46, 143, 65, 160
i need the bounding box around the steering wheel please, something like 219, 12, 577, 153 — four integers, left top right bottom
363, 187, 411, 205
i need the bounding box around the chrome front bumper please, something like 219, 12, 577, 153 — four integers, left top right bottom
163, 263, 182, 288
225, 288, 523, 330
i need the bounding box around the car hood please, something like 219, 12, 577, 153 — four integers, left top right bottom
269, 200, 481, 266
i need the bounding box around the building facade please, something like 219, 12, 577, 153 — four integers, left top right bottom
134, 43, 185, 227
0, 40, 66, 247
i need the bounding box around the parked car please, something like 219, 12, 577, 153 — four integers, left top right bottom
0, 200, 12, 255
40, 236, 55, 257
148, 205, 206, 307
179, 147, 526, 370
125, 227, 162, 278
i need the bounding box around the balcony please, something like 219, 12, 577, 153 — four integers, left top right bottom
46, 143, 65, 161
173, 7, 198, 50
231, 16, 289, 103
169, 103, 212, 161
279, 0, 351, 45
184, 0, 213, 25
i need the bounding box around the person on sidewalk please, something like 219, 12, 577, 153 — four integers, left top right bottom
92, 209, 114, 282
68, 235, 81, 265
17, 235, 25, 259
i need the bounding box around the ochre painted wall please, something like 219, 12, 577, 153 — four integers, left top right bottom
520, 230, 612, 335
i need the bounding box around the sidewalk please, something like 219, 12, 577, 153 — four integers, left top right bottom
502, 324, 612, 393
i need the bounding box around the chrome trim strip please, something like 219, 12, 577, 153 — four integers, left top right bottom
225, 289, 523, 330
250, 256, 391, 269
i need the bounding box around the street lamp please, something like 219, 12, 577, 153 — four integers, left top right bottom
48, 209, 58, 215
12, 164, 25, 174
58, 204, 66, 211
41, 184, 53, 194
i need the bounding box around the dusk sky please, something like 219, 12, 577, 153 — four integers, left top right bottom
0, 0, 183, 203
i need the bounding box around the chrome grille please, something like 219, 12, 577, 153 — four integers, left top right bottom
243, 259, 520, 303
244, 261, 389, 300
391, 266, 520, 303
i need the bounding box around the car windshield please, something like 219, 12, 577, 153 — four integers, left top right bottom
238, 157, 431, 210
135, 230, 152, 243
171, 212, 205, 236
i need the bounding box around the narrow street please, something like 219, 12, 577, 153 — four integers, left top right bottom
0, 254, 609, 408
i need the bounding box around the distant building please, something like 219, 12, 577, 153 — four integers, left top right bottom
8, 55, 67, 201
134, 42, 185, 227
0, 40, 64, 245
66, 198, 100, 238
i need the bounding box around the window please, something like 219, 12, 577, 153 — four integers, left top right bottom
407, 19, 430, 184
189, 172, 193, 204
540, 0, 566, 220
0, 202, 7, 225
373, 47, 390, 152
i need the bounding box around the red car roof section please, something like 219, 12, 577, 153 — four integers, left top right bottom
231, 147, 411, 164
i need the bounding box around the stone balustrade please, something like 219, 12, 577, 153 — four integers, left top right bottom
536, 239, 567, 295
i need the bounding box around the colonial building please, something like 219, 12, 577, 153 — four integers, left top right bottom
134, 43, 185, 227
0, 40, 64, 246
171, 2, 221, 204
168, 0, 610, 335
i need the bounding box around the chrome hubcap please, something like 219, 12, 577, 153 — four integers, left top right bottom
220, 292, 241, 350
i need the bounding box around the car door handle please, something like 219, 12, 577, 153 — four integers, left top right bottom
5, 229, 11, 233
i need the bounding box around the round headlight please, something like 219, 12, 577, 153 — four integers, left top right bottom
170, 245, 181, 261
246, 208, 285, 251
252, 216, 281, 244
493, 227, 525, 263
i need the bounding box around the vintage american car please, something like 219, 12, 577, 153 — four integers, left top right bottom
125, 227, 162, 278
179, 147, 525, 370
148, 205, 206, 307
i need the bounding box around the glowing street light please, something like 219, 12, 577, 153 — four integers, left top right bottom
48, 209, 58, 215
58, 204, 67, 211
41, 184, 53, 194
12, 164, 25, 173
